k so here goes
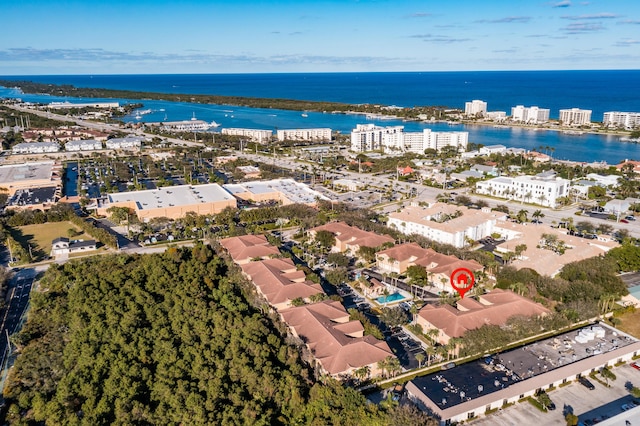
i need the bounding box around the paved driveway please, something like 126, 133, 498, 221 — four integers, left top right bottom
471, 363, 640, 425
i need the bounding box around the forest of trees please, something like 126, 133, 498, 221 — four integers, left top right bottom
0, 80, 448, 121
2, 245, 435, 425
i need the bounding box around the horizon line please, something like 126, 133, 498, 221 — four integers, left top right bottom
2, 68, 640, 78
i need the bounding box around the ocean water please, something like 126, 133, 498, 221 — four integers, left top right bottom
1, 71, 640, 164
3, 70, 639, 120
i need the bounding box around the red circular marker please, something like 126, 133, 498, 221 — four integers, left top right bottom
450, 268, 475, 298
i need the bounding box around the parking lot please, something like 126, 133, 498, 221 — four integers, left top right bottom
336, 283, 424, 371
471, 363, 640, 425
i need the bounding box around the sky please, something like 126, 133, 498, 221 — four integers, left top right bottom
1, 0, 639, 75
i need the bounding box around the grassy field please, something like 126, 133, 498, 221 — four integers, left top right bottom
614, 309, 640, 339
12, 221, 96, 261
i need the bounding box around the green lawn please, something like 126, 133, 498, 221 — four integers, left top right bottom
13, 221, 97, 261
616, 309, 640, 339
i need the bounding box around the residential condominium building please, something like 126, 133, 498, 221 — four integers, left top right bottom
276, 128, 332, 141
106, 136, 144, 150
559, 108, 592, 126
308, 221, 395, 255
12, 142, 60, 154
280, 300, 395, 379
376, 242, 482, 294
464, 100, 487, 116
383, 129, 468, 154
603, 111, 640, 129
218, 235, 396, 380
351, 124, 468, 154
65, 139, 102, 151
221, 128, 273, 144
350, 123, 403, 152
510, 105, 550, 124
476, 171, 570, 208
387, 204, 507, 249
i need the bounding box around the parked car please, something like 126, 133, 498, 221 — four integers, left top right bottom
578, 376, 596, 390
625, 215, 636, 221
631, 362, 640, 370
621, 219, 629, 224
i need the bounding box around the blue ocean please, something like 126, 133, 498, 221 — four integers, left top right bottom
1, 71, 639, 164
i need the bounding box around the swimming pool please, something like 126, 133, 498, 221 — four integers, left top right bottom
376, 292, 406, 304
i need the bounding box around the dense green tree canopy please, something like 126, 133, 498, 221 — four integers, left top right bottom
3, 245, 416, 425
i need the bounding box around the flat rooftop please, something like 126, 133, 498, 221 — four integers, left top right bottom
411, 323, 638, 412
108, 183, 235, 210
223, 179, 330, 204
0, 161, 55, 183
389, 203, 505, 234
9, 186, 57, 206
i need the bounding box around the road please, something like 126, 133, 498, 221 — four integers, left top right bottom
236, 150, 640, 238
5, 104, 203, 148
6, 103, 640, 239
0, 269, 36, 372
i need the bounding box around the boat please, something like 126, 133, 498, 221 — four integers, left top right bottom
210, 121, 220, 128
302, 112, 309, 118
562, 130, 584, 135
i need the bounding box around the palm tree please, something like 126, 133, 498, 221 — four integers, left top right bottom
410, 304, 419, 324
353, 365, 371, 383
537, 193, 547, 206
509, 282, 527, 296
449, 337, 464, 358
532, 209, 544, 223
386, 356, 402, 377
415, 352, 426, 368
382, 287, 390, 306
377, 358, 389, 379
516, 209, 529, 224
426, 328, 439, 345
426, 345, 436, 366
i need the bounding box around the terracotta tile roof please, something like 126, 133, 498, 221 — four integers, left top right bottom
219, 234, 280, 262
281, 300, 394, 375
241, 258, 323, 307
310, 221, 394, 249
377, 242, 426, 262
418, 289, 550, 340
378, 242, 482, 275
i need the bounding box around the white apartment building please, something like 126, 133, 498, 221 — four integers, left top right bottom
48, 101, 120, 109
352, 125, 469, 154
387, 204, 506, 248
106, 136, 143, 150
350, 124, 403, 152
486, 111, 507, 121
221, 128, 273, 144
162, 119, 214, 132
423, 130, 468, 152
603, 112, 640, 129
559, 108, 592, 126
511, 105, 550, 124
12, 142, 60, 154
464, 100, 487, 116
276, 128, 332, 142
476, 171, 570, 208
65, 139, 102, 151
